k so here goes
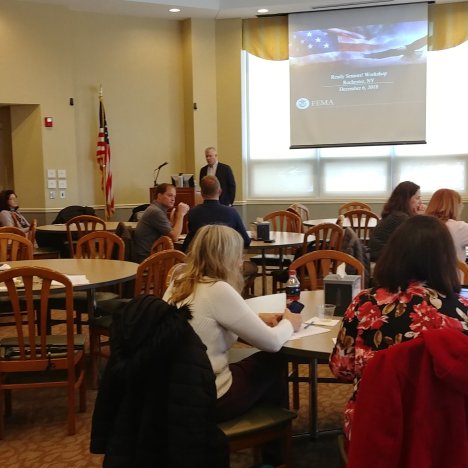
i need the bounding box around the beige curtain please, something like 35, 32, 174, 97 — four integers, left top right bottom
243, 3, 468, 60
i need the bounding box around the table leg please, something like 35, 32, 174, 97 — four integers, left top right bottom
261, 250, 267, 295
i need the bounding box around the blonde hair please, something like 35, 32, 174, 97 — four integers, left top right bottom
426, 188, 462, 222
168, 224, 244, 304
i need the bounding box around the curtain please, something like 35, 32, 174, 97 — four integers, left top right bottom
243, 2, 468, 60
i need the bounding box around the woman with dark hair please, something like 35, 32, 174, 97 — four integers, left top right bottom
369, 180, 425, 261
0, 189, 30, 232
330, 215, 468, 445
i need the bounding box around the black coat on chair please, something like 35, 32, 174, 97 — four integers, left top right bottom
90, 295, 228, 468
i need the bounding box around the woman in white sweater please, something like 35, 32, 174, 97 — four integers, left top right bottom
164, 224, 302, 422
426, 188, 468, 263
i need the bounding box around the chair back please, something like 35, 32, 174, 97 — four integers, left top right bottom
0, 226, 25, 236
135, 249, 186, 298
301, 223, 343, 256
457, 260, 468, 284
65, 215, 106, 257
342, 209, 379, 246
0, 233, 34, 261
290, 250, 365, 290
151, 235, 174, 254
75, 231, 125, 260
338, 201, 371, 215
263, 210, 302, 233
287, 203, 310, 224
27, 218, 37, 245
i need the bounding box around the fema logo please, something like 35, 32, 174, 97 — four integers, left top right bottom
296, 98, 310, 110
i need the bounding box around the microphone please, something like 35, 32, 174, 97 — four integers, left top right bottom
153, 162, 168, 186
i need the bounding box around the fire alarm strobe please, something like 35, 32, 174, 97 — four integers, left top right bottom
44, 117, 53, 127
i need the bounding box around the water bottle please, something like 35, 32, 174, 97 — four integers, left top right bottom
285, 269, 300, 307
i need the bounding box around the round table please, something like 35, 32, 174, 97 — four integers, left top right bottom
303, 218, 378, 228
36, 221, 138, 233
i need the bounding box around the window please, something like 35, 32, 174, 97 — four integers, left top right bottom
243, 40, 468, 199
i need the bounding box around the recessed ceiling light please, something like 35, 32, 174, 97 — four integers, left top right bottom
169, 8, 181, 13
257, 8, 269, 14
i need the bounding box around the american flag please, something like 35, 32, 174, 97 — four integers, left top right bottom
96, 98, 115, 218
290, 28, 381, 58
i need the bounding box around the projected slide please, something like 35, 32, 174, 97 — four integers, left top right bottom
289, 4, 428, 148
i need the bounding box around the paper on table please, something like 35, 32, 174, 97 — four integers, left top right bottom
51, 275, 90, 286
0, 263, 11, 271
288, 323, 330, 341
306, 317, 340, 327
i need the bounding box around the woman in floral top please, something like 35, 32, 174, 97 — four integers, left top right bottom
329, 215, 468, 444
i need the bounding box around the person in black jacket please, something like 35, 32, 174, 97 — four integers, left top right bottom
90, 295, 228, 468
199, 147, 236, 206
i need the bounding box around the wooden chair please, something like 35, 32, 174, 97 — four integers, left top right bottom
290, 249, 365, 291
272, 223, 344, 293
219, 404, 297, 467
150, 235, 174, 254
0, 226, 25, 236
89, 249, 186, 388
251, 211, 303, 285
27, 218, 37, 245
75, 231, 124, 260
338, 201, 371, 215
65, 215, 106, 257
287, 203, 310, 231
342, 209, 379, 247
457, 260, 468, 284
0, 233, 33, 261
0, 266, 86, 438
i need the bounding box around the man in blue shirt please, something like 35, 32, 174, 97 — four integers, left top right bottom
182, 175, 250, 252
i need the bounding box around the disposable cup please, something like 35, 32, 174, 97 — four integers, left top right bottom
317, 303, 336, 319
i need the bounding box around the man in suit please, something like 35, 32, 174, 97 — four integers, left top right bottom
182, 175, 250, 252
199, 147, 236, 206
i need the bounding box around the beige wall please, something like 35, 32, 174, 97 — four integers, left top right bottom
0, 0, 187, 220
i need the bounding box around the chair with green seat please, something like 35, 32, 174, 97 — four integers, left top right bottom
218, 404, 297, 468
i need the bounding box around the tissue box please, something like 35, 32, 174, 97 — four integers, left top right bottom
324, 274, 361, 316
251, 221, 271, 241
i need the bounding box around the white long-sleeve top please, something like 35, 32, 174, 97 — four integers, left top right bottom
446, 219, 468, 262
163, 280, 294, 398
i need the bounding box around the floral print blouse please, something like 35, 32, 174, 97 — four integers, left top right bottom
329, 281, 468, 441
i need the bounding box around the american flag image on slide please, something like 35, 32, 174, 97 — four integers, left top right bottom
96, 98, 115, 218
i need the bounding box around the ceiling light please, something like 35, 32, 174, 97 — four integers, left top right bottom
169, 8, 181, 13
257, 8, 269, 14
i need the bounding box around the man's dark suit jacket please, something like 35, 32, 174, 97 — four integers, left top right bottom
199, 162, 236, 206
182, 199, 251, 252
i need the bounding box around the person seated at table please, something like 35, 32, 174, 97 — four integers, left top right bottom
182, 175, 250, 252
133, 183, 189, 263
164, 224, 302, 425
0, 189, 30, 233
425, 188, 468, 263
369, 181, 425, 261
329, 215, 468, 447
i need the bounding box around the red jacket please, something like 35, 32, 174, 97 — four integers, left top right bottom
347, 328, 468, 468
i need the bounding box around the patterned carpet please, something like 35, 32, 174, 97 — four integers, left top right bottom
0, 357, 351, 467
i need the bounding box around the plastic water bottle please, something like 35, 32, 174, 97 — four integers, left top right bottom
285, 269, 300, 307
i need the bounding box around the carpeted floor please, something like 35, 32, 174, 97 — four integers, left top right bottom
0, 358, 351, 467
